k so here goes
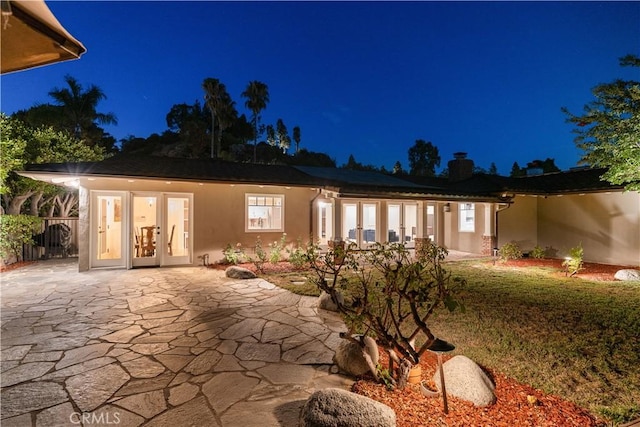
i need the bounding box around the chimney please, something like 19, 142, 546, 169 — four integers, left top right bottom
448, 152, 474, 182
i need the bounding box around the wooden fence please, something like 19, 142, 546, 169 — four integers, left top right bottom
22, 217, 79, 261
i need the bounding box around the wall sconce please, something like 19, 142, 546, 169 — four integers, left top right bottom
444, 203, 451, 213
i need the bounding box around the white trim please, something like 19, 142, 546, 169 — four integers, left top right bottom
245, 193, 285, 233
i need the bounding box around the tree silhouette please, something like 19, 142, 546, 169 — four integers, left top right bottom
241, 81, 269, 162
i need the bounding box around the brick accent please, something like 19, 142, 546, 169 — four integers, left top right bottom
415, 237, 431, 259
328, 240, 345, 264
481, 235, 496, 256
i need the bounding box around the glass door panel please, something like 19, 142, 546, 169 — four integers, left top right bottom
164, 195, 192, 265
132, 194, 159, 267
92, 192, 125, 268
427, 204, 436, 242
362, 203, 377, 245
388, 204, 401, 243
343, 203, 358, 244
317, 202, 333, 246
404, 204, 417, 247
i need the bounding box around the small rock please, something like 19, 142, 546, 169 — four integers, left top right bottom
614, 269, 640, 281
433, 355, 496, 407
333, 337, 377, 377
300, 388, 396, 427
318, 291, 344, 312
225, 266, 257, 279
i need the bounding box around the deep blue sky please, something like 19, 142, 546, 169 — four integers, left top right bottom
1, 1, 639, 174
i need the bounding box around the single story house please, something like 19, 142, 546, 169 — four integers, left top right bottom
20, 153, 639, 271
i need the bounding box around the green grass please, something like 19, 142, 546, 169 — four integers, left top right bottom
264, 260, 640, 423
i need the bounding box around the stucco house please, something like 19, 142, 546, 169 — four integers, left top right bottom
20, 153, 639, 271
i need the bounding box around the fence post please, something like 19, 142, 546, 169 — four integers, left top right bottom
43, 218, 50, 259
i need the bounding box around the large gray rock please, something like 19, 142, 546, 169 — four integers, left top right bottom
299, 388, 396, 427
225, 266, 257, 279
614, 269, 640, 281
318, 290, 344, 312
432, 355, 496, 407
333, 336, 378, 377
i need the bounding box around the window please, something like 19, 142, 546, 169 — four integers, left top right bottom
459, 203, 475, 232
246, 194, 284, 232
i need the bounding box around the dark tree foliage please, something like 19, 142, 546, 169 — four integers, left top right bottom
408, 139, 440, 176
510, 162, 525, 177
488, 162, 498, 175
14, 75, 118, 152
563, 55, 640, 191
286, 149, 336, 167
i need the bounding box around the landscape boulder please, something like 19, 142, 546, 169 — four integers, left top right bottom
333, 336, 378, 377
614, 269, 640, 281
299, 388, 396, 427
432, 355, 496, 407
225, 266, 257, 279
318, 290, 344, 312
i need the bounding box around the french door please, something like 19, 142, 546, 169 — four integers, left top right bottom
132, 192, 192, 267
387, 203, 418, 247
342, 201, 378, 247
92, 191, 191, 269
132, 194, 160, 267
91, 192, 127, 268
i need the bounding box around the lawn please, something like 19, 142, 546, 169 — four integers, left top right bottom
266, 259, 640, 424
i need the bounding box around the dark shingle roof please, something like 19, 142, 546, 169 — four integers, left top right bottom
24, 156, 623, 199
505, 168, 620, 194
25, 156, 325, 187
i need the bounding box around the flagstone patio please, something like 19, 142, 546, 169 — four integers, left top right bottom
0, 259, 353, 426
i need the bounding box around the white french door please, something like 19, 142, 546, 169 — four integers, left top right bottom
132, 192, 192, 267
91, 192, 127, 268
387, 203, 418, 247
91, 191, 192, 269
342, 201, 378, 248
132, 193, 160, 267
163, 194, 191, 266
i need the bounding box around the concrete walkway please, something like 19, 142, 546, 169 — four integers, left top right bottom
0, 260, 353, 426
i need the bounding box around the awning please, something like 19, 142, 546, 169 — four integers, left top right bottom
1, 0, 86, 74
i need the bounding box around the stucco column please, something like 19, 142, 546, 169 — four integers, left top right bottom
78, 185, 90, 272
482, 203, 497, 256
332, 198, 342, 242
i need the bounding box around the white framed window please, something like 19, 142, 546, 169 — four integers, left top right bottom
459, 202, 475, 232
246, 194, 284, 232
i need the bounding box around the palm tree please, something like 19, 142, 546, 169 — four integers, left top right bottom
216, 92, 238, 158
48, 75, 117, 144
241, 81, 269, 162
293, 126, 301, 154
202, 78, 235, 158
202, 77, 238, 158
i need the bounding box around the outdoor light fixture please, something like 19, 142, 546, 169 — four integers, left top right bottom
444, 203, 451, 212
428, 338, 455, 414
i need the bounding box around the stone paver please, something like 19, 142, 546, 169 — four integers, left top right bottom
0, 259, 353, 426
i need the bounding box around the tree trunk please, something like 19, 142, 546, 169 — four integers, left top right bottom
55, 193, 77, 217
48, 197, 57, 217
4, 191, 34, 215
29, 192, 44, 216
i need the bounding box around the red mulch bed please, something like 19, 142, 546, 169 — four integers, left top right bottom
0, 260, 36, 273
208, 261, 303, 274
492, 258, 636, 281
352, 351, 605, 427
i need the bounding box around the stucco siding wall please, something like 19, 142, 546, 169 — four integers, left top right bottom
195, 184, 315, 263
81, 178, 315, 267
444, 202, 486, 254
497, 196, 538, 251
537, 192, 640, 266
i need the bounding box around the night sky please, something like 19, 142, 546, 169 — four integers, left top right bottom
1, 1, 638, 174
